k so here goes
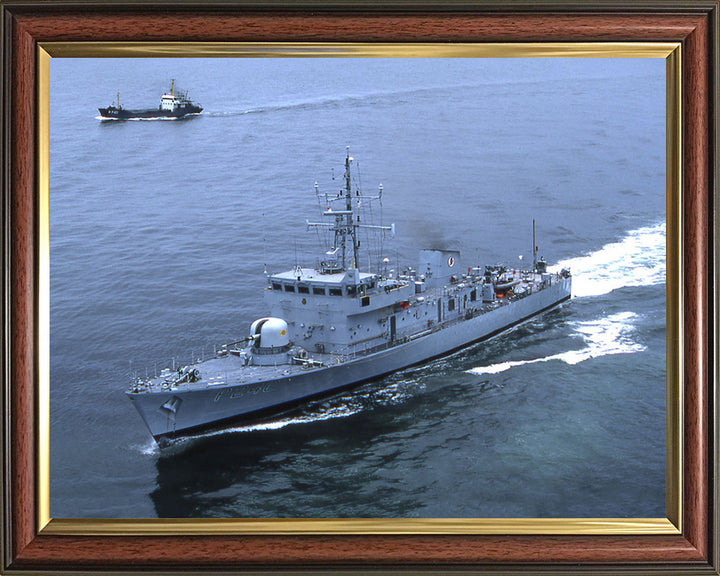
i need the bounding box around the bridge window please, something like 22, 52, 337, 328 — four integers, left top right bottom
272, 282, 282, 291
284, 284, 295, 293
361, 296, 370, 307
329, 287, 342, 296
312, 286, 326, 295
448, 298, 455, 312
298, 285, 310, 294
470, 289, 477, 301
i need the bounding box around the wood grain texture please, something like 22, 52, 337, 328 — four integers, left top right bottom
681, 11, 710, 560
10, 534, 710, 568
10, 13, 37, 562
11, 12, 706, 42
3, 4, 716, 573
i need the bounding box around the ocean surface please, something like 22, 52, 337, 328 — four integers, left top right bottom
49, 57, 666, 518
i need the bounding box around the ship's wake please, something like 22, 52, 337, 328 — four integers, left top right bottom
135, 222, 665, 450
193, 74, 648, 120
204, 87, 448, 118
550, 221, 666, 298
201, 80, 532, 119
466, 222, 664, 375
467, 311, 647, 375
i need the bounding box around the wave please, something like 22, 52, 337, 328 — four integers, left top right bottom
467, 311, 646, 375
550, 222, 665, 298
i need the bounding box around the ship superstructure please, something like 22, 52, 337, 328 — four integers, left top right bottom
98, 80, 202, 120
127, 149, 571, 442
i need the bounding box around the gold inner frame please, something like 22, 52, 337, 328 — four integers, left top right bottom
36, 42, 682, 536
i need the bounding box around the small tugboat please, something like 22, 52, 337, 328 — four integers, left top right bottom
127, 149, 572, 443
98, 80, 202, 120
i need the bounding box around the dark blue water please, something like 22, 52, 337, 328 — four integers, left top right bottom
49, 58, 666, 518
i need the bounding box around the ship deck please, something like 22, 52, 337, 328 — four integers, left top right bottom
129, 351, 341, 395
129, 270, 568, 397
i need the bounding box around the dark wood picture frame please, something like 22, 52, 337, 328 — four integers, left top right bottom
1, 1, 717, 573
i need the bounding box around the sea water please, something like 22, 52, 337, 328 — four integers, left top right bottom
49, 57, 666, 518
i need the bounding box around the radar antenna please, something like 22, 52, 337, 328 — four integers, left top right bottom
306, 148, 393, 272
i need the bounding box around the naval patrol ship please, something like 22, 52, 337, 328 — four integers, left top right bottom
127, 149, 572, 443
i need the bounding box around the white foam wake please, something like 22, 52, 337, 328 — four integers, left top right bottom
216, 404, 363, 434
170, 380, 417, 444
131, 438, 161, 456
467, 311, 646, 375
153, 404, 364, 449
551, 222, 666, 298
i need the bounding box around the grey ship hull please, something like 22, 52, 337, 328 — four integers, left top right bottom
128, 278, 570, 440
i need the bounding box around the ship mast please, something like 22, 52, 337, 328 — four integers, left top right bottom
307, 147, 393, 273
326, 147, 359, 271
341, 148, 359, 270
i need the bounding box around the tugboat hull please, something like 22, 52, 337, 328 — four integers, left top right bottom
98, 105, 202, 119
127, 278, 571, 441
98, 81, 202, 120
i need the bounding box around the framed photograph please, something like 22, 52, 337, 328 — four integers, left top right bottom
2, 1, 717, 574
